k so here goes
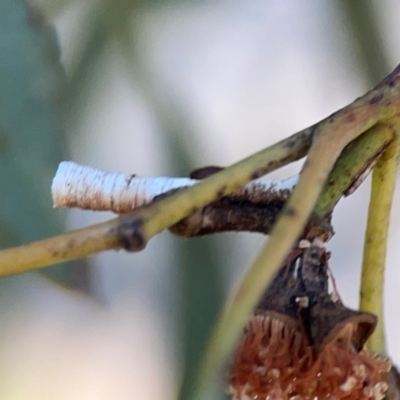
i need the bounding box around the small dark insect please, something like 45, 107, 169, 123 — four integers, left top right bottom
228, 238, 391, 400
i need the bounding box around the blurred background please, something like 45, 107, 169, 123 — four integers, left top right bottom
1, 0, 400, 398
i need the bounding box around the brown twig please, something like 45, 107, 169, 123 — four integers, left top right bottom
173, 123, 394, 238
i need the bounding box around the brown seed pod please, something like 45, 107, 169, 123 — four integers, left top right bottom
228, 239, 391, 400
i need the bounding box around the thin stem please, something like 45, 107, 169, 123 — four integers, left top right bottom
2, 64, 400, 278
0, 220, 122, 276
191, 134, 361, 399
136, 130, 312, 245
0, 129, 312, 275
312, 123, 394, 219
190, 68, 400, 400
359, 121, 400, 356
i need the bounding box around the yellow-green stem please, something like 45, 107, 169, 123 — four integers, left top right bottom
0, 129, 312, 275
192, 122, 386, 400
1, 64, 400, 278
360, 124, 400, 355
191, 82, 400, 400
0, 221, 122, 276
312, 124, 394, 219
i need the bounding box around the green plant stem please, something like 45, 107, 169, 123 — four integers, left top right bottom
0, 221, 123, 276
0, 123, 394, 281
312, 123, 394, 219
359, 122, 400, 356
191, 67, 400, 400
1, 65, 400, 279
0, 129, 313, 275
0, 66, 400, 278
0, 124, 393, 281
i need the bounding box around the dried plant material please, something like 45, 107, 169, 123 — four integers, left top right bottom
386, 365, 400, 400
228, 239, 391, 400
169, 192, 288, 237
52, 161, 298, 214
229, 316, 390, 400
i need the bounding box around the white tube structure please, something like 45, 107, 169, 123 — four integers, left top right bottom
52, 161, 298, 214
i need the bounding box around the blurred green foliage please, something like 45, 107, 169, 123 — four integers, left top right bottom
0, 0, 90, 286
0, 0, 66, 246
337, 0, 390, 84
